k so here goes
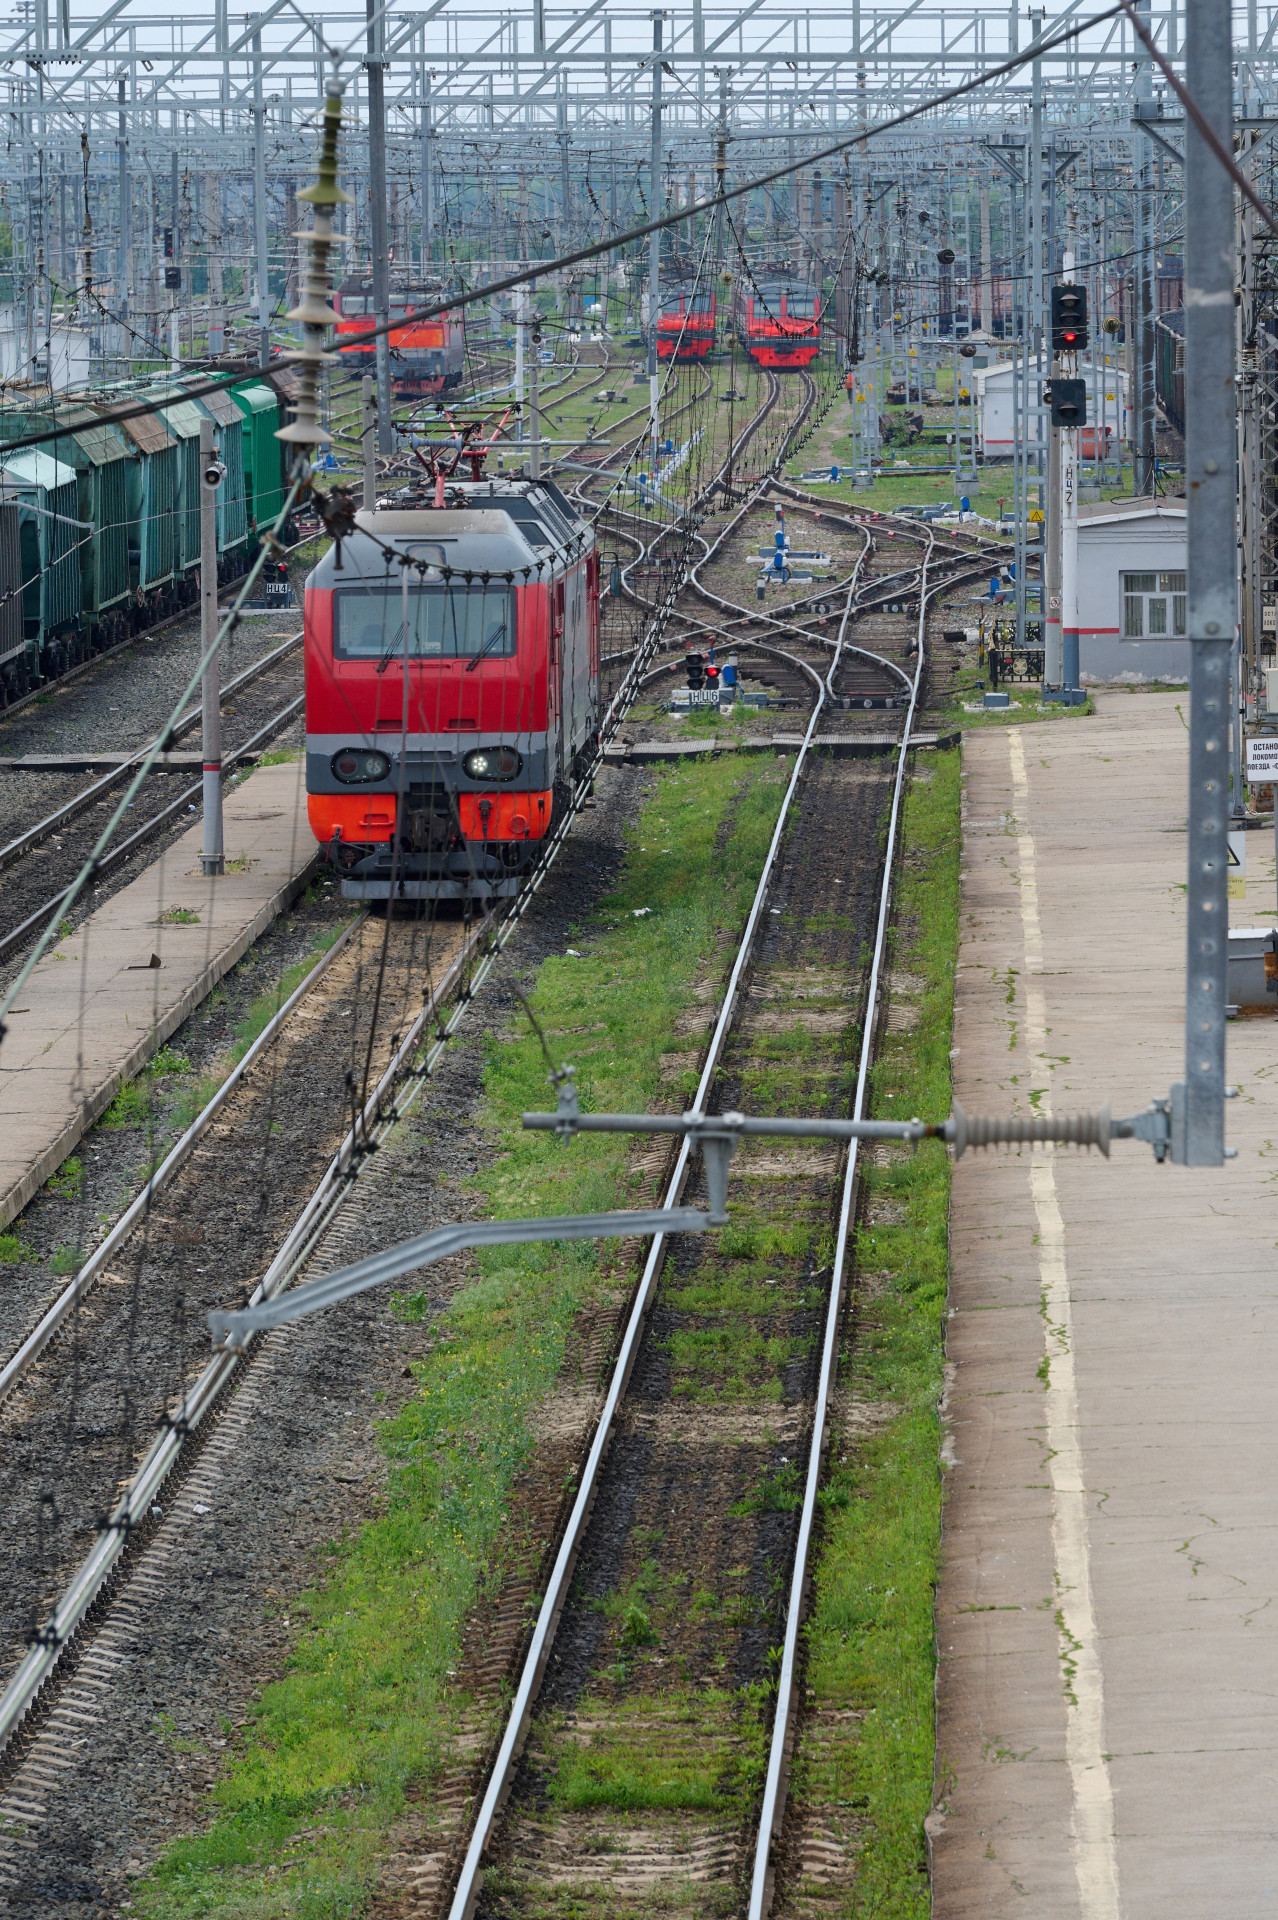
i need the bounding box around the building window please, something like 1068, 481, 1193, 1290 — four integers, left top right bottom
1122, 570, 1186, 639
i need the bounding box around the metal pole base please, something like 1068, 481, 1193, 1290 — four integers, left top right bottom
201, 855, 225, 877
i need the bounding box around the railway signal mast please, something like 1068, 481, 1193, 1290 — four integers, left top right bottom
647, 8, 664, 478
1047, 281, 1088, 704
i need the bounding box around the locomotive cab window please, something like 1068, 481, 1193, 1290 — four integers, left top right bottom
1122, 570, 1186, 639
334, 583, 516, 661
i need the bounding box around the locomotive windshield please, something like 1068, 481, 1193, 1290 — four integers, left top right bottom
334, 584, 516, 661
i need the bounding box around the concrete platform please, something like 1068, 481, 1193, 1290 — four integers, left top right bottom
0, 750, 263, 773
0, 758, 316, 1229
602, 730, 955, 765
935, 691, 1278, 1919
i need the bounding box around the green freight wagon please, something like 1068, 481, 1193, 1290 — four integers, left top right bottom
190, 387, 249, 569
0, 500, 25, 701
113, 409, 181, 615
153, 388, 209, 574
41, 407, 133, 651
231, 381, 286, 538
0, 401, 132, 655
0, 449, 84, 680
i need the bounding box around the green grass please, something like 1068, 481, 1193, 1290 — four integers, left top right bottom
100, 1079, 153, 1129
793, 747, 961, 1917
536, 1690, 765, 1814
936, 678, 1097, 733
134, 751, 794, 1920
0, 1230, 31, 1265
47, 1154, 83, 1199
98, 931, 350, 1137
228, 933, 350, 1062
100, 1044, 192, 1128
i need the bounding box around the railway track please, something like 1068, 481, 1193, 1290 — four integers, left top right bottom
0, 904, 483, 1843
612, 463, 993, 731
417, 465, 943, 1920
0, 373, 796, 1875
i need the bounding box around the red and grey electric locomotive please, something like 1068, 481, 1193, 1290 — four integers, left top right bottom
732, 279, 822, 370
655, 288, 716, 361
333, 280, 466, 397
304, 475, 599, 902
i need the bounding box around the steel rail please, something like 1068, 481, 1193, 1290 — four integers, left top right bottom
565, 359, 717, 526
632, 633, 838, 703
0, 909, 369, 1407
686, 497, 912, 691
666, 426, 897, 675
646, 486, 876, 648
595, 369, 820, 711
594, 368, 795, 738
747, 529, 942, 1920
0, 629, 305, 874
444, 502, 869, 1920
0, 693, 305, 965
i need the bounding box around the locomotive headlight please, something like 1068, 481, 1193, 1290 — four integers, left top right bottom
332, 748, 392, 784
463, 745, 522, 782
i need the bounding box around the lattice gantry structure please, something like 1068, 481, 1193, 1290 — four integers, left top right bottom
0, 5, 1243, 371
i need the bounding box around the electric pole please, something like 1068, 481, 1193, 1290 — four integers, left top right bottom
199, 418, 224, 878
253, 24, 270, 369
1133, 0, 1157, 494
647, 9, 663, 472
1180, 0, 1235, 1164
368, 0, 393, 453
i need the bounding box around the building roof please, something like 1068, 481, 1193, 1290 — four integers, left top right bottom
112, 409, 175, 456
975, 358, 1126, 392
1077, 497, 1186, 525
0, 448, 78, 493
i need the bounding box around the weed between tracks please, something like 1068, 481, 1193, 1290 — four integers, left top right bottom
134, 752, 793, 1920
95, 914, 351, 1140
785, 748, 959, 1916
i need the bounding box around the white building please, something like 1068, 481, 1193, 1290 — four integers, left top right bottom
975, 357, 1129, 459
0, 313, 89, 393
1075, 498, 1188, 683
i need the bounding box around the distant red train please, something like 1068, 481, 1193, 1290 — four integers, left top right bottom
655, 288, 716, 361
304, 478, 599, 903
733, 280, 822, 369
333, 281, 466, 396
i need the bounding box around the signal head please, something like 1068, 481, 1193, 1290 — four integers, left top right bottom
1050, 283, 1090, 356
